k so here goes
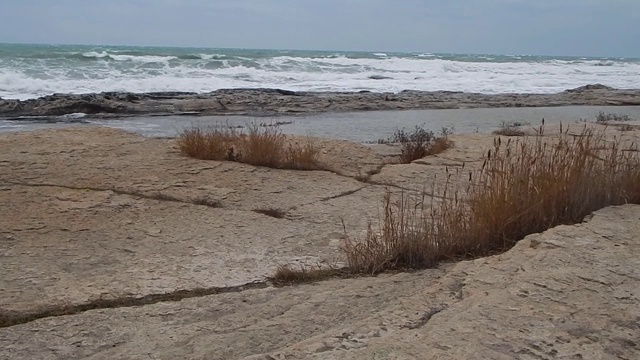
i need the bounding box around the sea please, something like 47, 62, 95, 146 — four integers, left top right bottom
2, 43, 640, 100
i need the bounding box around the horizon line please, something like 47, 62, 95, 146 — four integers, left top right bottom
0, 41, 636, 60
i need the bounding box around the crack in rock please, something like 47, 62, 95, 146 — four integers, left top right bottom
319, 185, 369, 202
0, 281, 269, 328
401, 305, 447, 329
2, 181, 223, 208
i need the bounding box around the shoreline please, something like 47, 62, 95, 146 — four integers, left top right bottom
1, 84, 640, 119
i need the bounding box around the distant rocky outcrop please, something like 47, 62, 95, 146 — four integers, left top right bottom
1, 85, 639, 118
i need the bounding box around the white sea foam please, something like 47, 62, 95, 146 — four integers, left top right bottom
199, 54, 225, 60
82, 51, 109, 58
61, 112, 86, 119
82, 51, 177, 62
1, 50, 639, 100
108, 54, 177, 62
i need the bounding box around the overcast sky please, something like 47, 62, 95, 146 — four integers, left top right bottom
2, 0, 639, 57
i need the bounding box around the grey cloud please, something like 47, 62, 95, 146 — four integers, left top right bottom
0, 0, 638, 57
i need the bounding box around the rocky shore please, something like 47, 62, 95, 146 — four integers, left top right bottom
2, 84, 640, 118
1, 124, 639, 359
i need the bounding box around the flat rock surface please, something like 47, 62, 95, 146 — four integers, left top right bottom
0, 127, 392, 316
1, 205, 638, 360
2, 84, 640, 118
1, 124, 639, 359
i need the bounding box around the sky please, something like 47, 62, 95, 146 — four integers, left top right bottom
1, 0, 639, 57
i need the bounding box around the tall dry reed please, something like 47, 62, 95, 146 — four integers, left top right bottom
343, 125, 640, 273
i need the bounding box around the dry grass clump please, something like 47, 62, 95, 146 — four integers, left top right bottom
342, 125, 640, 274
596, 111, 632, 123
619, 124, 635, 132
177, 126, 239, 161
493, 121, 526, 136
271, 263, 347, 286
283, 141, 321, 170
380, 125, 454, 163
177, 123, 322, 170
342, 191, 440, 273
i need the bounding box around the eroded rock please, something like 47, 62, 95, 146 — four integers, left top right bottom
1, 125, 639, 359
2, 85, 640, 118
0, 205, 638, 359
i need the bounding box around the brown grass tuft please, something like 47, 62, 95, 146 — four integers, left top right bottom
343, 125, 640, 274
618, 124, 635, 132
240, 123, 286, 168
177, 123, 322, 170
176, 126, 239, 161
381, 125, 454, 163
271, 263, 347, 286
284, 140, 321, 170
493, 121, 526, 137
341, 192, 440, 273
596, 111, 632, 123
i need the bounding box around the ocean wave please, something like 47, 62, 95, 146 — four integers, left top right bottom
198, 54, 227, 60
82, 51, 109, 59
1, 46, 640, 100
79, 51, 177, 62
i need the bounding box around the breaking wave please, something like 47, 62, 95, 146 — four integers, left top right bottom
1, 44, 639, 100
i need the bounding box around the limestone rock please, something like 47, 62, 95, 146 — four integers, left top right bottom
2, 86, 640, 118
0, 205, 637, 359
1, 126, 639, 359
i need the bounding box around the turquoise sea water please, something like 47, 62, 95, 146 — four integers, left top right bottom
1, 43, 640, 100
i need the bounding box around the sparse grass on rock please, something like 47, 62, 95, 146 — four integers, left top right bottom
380, 125, 454, 163
492, 121, 526, 136
342, 125, 640, 274
177, 126, 239, 161
596, 111, 632, 123
277, 124, 640, 281
271, 264, 347, 286
177, 123, 322, 170
619, 124, 635, 132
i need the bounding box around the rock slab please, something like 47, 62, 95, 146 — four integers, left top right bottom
2, 84, 640, 118
1, 205, 638, 359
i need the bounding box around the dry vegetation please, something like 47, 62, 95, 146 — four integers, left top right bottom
619, 124, 635, 132
492, 121, 527, 136
177, 123, 322, 170
596, 111, 632, 123
271, 264, 348, 286
275, 124, 640, 283
342, 124, 640, 274
379, 125, 454, 163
